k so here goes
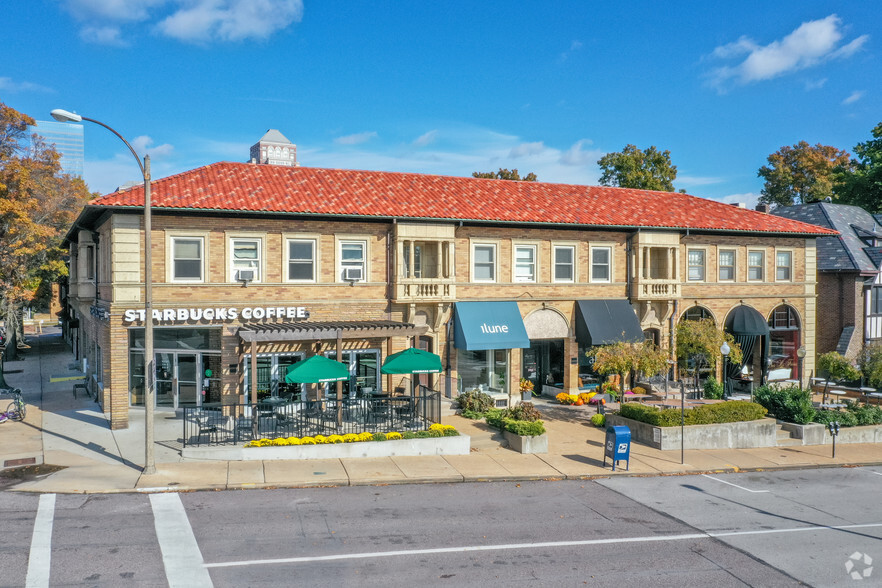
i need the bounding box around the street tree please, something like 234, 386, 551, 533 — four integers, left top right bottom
596, 144, 677, 192
0, 102, 93, 358
472, 168, 537, 181
586, 340, 669, 394
835, 122, 882, 213
675, 318, 741, 390
757, 141, 852, 208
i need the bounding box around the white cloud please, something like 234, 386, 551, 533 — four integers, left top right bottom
62, 0, 304, 45
842, 90, 864, 105
0, 77, 53, 93
132, 135, 175, 158
79, 25, 127, 46
804, 77, 827, 90
412, 130, 438, 148
334, 131, 378, 146
677, 175, 725, 188
558, 139, 598, 167
559, 40, 583, 61
707, 15, 868, 92
714, 192, 761, 209
509, 141, 545, 158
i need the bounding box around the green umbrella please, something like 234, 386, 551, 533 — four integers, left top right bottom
284, 355, 349, 383
381, 348, 443, 374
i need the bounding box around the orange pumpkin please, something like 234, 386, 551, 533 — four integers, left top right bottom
575, 399, 584, 406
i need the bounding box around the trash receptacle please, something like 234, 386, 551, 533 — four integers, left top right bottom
603, 425, 631, 471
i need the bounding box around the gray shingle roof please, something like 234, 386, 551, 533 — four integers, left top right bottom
773, 203, 882, 273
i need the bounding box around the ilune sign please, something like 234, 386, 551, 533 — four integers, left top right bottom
122, 306, 308, 325
479, 323, 509, 334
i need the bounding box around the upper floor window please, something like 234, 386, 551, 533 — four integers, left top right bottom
553, 245, 575, 282
872, 287, 882, 316
776, 251, 792, 281
687, 249, 705, 281
591, 246, 611, 282
718, 249, 735, 281
84, 245, 95, 280
473, 244, 496, 282
514, 245, 536, 282
172, 237, 203, 282
287, 239, 316, 282
231, 238, 261, 282
748, 250, 765, 281
340, 240, 366, 281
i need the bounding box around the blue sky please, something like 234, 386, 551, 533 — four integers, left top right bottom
1, 1, 879, 207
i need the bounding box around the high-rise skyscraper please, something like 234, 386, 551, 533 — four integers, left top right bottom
32, 120, 85, 178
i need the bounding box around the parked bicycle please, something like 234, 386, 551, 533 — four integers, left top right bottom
0, 389, 25, 423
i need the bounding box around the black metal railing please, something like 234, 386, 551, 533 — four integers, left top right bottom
182, 389, 441, 447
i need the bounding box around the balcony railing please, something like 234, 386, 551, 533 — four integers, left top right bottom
633, 279, 680, 300
182, 387, 441, 447
393, 278, 456, 302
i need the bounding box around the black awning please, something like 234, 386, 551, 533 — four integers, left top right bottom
725, 305, 770, 336
575, 300, 644, 347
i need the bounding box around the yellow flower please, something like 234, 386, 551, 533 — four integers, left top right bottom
343, 433, 359, 443
385, 432, 402, 440
358, 432, 375, 442
300, 436, 316, 445
328, 435, 344, 444
286, 437, 301, 445
314, 434, 327, 444
272, 438, 287, 446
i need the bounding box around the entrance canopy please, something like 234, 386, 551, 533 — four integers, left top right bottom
725, 305, 770, 336
381, 347, 442, 374
284, 355, 349, 383
237, 320, 427, 343
453, 301, 530, 350
575, 300, 644, 346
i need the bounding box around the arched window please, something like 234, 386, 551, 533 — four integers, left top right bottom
768, 305, 801, 381
681, 306, 712, 322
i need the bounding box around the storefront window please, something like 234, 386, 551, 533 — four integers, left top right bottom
244, 353, 305, 402
768, 305, 800, 382
458, 349, 508, 394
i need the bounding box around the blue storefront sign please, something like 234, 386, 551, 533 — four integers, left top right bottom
453, 302, 530, 350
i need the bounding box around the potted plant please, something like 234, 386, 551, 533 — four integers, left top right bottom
519, 377, 535, 402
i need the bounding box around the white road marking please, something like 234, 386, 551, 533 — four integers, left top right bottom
701, 474, 770, 493
25, 493, 56, 588
150, 493, 213, 587
205, 522, 882, 569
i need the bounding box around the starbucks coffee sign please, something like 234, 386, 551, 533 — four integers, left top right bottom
122, 306, 308, 325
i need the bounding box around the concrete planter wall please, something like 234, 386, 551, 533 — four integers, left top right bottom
606, 415, 777, 450
503, 430, 548, 454
182, 434, 470, 461
781, 423, 882, 445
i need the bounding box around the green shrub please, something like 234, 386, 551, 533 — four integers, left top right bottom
844, 402, 882, 426
813, 409, 859, 428
504, 419, 546, 436
703, 376, 724, 400
591, 413, 606, 427
457, 389, 494, 415
506, 401, 542, 422
618, 400, 767, 427
753, 384, 815, 424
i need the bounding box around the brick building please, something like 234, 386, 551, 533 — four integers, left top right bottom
63, 151, 833, 429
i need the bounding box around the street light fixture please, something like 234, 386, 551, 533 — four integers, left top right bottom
51, 109, 156, 476
720, 341, 731, 399
797, 346, 807, 388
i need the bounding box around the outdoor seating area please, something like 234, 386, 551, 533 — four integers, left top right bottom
182, 389, 441, 446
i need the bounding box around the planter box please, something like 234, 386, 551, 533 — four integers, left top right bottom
780, 422, 882, 445
606, 415, 777, 450
503, 430, 548, 454
182, 434, 470, 461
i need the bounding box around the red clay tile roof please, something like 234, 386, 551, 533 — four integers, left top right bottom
89, 162, 836, 235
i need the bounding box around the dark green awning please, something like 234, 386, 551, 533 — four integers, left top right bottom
284, 355, 349, 383
381, 348, 443, 374
575, 300, 644, 347
725, 304, 770, 336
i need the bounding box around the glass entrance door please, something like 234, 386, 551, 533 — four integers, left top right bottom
154, 352, 200, 408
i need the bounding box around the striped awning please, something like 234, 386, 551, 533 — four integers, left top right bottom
237, 320, 428, 343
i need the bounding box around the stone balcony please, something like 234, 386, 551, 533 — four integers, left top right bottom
633, 279, 680, 300
393, 278, 456, 303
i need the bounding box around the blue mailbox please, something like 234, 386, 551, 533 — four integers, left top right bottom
603, 425, 631, 471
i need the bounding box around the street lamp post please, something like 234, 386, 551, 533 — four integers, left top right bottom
720, 341, 731, 399
797, 346, 807, 388
51, 109, 156, 476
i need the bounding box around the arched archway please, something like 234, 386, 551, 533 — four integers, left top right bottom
724, 304, 771, 393
680, 305, 715, 323
767, 304, 801, 382
523, 307, 569, 394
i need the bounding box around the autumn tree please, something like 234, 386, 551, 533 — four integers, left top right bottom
835, 122, 882, 213
472, 168, 537, 181
757, 141, 852, 208
675, 319, 742, 391
596, 145, 677, 192
586, 340, 669, 395
0, 102, 92, 358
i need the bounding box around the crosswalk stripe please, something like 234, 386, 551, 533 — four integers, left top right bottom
150, 493, 213, 587
26, 493, 56, 588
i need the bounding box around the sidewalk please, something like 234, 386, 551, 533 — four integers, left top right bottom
3, 329, 882, 494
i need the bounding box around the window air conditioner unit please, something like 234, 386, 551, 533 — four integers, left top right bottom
236, 269, 255, 282
343, 267, 364, 282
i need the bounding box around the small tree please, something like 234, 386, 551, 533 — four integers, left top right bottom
860, 343, 882, 388
586, 341, 670, 397
472, 168, 538, 181
675, 319, 742, 391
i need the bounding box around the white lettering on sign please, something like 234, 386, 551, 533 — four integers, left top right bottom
121, 306, 308, 325
479, 323, 509, 334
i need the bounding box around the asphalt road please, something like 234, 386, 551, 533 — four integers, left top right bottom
3, 467, 881, 587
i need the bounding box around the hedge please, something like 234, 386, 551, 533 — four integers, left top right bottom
618, 401, 767, 427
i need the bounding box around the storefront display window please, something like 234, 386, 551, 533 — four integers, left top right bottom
326, 350, 380, 396
244, 353, 305, 402
457, 349, 508, 394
